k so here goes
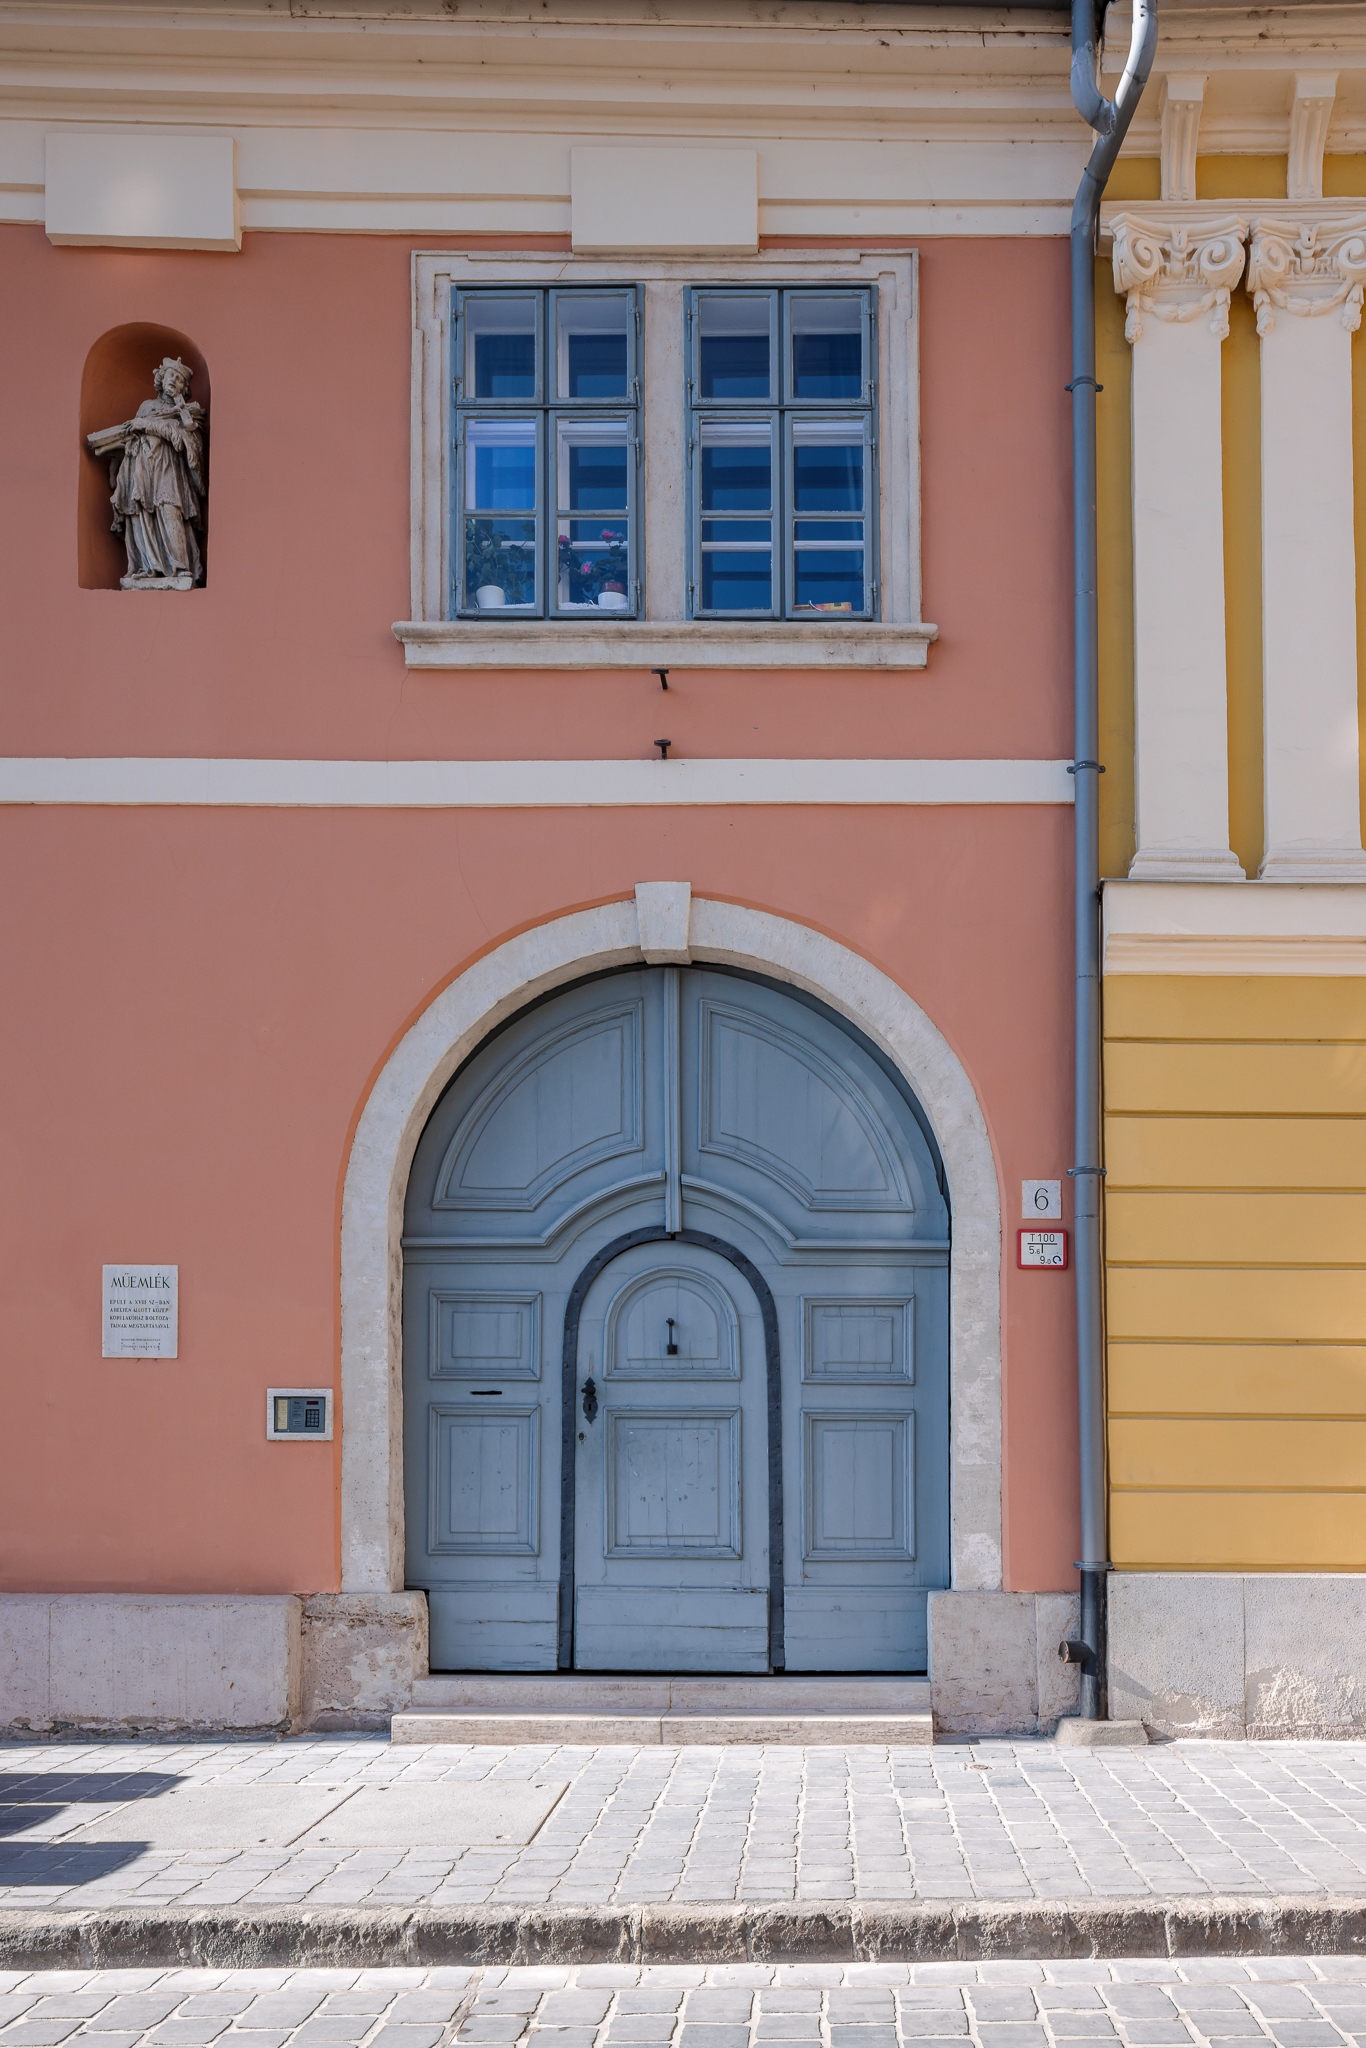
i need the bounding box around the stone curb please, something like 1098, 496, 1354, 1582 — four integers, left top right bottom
4, 1898, 1366, 1968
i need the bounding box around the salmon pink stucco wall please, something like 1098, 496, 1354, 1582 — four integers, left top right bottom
0, 227, 1070, 765
0, 226, 1076, 1600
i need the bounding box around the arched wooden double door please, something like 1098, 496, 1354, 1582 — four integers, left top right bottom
402, 967, 949, 1673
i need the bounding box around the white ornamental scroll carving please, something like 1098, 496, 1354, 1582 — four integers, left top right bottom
1246, 215, 1366, 334
1109, 212, 1247, 344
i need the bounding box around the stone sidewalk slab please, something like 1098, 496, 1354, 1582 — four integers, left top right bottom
7, 1739, 1366, 1950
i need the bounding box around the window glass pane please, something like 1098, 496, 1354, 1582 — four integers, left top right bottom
702, 547, 772, 613
700, 420, 772, 511
698, 296, 772, 400
790, 296, 864, 399
556, 296, 631, 399
793, 546, 863, 613
463, 418, 537, 609
792, 418, 864, 512
795, 519, 864, 542
699, 420, 772, 612
465, 297, 537, 399
556, 418, 631, 609
464, 519, 537, 608
465, 418, 537, 509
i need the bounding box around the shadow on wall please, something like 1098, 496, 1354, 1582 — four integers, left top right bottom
78, 323, 210, 589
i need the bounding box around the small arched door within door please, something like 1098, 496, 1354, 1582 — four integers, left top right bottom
572, 1240, 772, 1671
402, 965, 949, 1674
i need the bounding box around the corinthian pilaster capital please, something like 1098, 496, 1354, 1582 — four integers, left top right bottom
1108, 209, 1247, 344
1246, 208, 1366, 335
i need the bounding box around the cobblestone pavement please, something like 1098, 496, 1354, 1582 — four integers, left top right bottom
9, 1739, 1366, 1912
10, 1961, 1366, 2048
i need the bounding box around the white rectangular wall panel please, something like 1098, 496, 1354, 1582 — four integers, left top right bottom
45, 131, 240, 251
571, 146, 757, 255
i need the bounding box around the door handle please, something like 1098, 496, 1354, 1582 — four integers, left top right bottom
581, 1376, 598, 1424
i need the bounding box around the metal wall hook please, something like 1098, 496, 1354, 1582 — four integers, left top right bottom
655, 739, 671, 760
666, 1317, 679, 1356
654, 668, 670, 690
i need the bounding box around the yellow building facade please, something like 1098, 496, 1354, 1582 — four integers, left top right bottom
1098, 46, 1366, 1733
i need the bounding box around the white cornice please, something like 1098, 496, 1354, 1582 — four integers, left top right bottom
1104, 878, 1366, 974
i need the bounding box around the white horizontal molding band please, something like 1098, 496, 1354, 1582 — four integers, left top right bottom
0, 758, 1075, 809
1104, 877, 1366, 973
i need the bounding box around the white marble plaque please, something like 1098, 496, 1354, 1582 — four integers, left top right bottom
102, 1264, 178, 1358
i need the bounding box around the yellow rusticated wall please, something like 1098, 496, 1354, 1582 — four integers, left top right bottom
1098, 153, 1366, 1572
1105, 975, 1366, 1570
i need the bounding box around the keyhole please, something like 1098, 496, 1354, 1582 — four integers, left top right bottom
666, 1317, 679, 1356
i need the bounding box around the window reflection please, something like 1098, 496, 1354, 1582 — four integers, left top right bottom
556, 418, 631, 609
556, 296, 631, 399
790, 296, 864, 400
463, 418, 537, 609
698, 296, 772, 400
792, 418, 864, 613
700, 419, 773, 612
465, 298, 538, 400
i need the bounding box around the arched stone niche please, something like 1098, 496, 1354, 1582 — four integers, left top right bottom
79, 324, 210, 590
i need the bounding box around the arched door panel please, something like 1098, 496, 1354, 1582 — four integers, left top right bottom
573, 1241, 770, 1672
403, 965, 949, 1674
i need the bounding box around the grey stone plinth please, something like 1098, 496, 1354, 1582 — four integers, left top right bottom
1053, 1715, 1148, 1747
1107, 1572, 1245, 1738
300, 1591, 429, 1731
929, 1590, 1081, 1735
0, 1593, 301, 1736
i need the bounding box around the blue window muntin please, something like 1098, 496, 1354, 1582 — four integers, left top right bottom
687, 286, 877, 621
451, 286, 642, 619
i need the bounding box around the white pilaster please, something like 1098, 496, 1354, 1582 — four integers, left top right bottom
1247, 209, 1366, 880
1110, 210, 1247, 881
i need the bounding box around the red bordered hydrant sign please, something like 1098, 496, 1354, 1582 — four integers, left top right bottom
1018, 1228, 1068, 1268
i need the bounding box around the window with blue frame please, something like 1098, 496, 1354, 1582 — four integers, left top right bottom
688, 287, 876, 620
452, 287, 641, 618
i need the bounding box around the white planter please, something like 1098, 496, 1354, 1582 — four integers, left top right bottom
597, 590, 629, 611
475, 585, 506, 608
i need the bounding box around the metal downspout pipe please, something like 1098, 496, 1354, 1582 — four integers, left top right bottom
1070, 0, 1157, 1718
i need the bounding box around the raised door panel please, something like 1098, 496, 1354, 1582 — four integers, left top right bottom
803, 1297, 913, 1382
605, 1268, 738, 1378
803, 1411, 913, 1561
435, 1004, 644, 1211
699, 1001, 911, 1213
605, 1409, 741, 1557
429, 1291, 541, 1379
429, 1405, 540, 1555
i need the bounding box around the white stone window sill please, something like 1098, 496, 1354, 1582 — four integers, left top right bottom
393, 619, 939, 671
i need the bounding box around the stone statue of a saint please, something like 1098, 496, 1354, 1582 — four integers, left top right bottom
87, 357, 206, 590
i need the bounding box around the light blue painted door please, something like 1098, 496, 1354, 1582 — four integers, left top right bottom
573, 1240, 770, 1671
402, 965, 949, 1672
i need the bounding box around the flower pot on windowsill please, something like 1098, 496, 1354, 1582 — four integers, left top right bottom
475, 585, 506, 608
597, 584, 629, 611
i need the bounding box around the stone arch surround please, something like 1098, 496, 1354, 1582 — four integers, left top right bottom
339, 887, 1005, 1607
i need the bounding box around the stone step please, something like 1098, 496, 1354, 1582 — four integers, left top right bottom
390, 1709, 934, 1745
408, 1674, 932, 1712
393, 1676, 934, 1744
